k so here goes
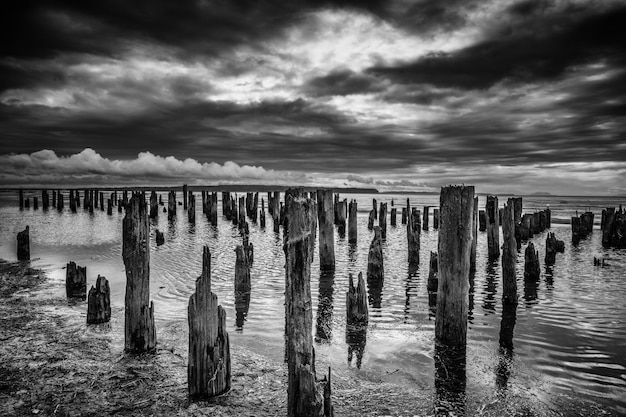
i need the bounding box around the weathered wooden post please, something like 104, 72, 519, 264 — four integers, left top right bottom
188, 246, 231, 399
435, 185, 474, 348
66, 261, 87, 298
182, 184, 188, 210
346, 272, 368, 327
367, 209, 376, 230
423, 206, 430, 230
99, 192, 104, 211
544, 232, 564, 266
19, 189, 24, 209
272, 192, 280, 232
87, 275, 111, 324
433, 208, 440, 229
478, 210, 486, 231
401, 207, 407, 225
17, 226, 30, 261
347, 199, 357, 244
512, 197, 522, 225
317, 189, 335, 270
523, 242, 540, 281
168, 190, 176, 220
571, 217, 581, 245
372, 198, 377, 219
486, 195, 500, 259
234, 245, 251, 309
42, 190, 49, 210
123, 193, 156, 353
69, 190, 76, 213
94, 190, 99, 209
501, 200, 517, 305
427, 251, 438, 309
52, 190, 57, 208
24, 197, 30, 209
336, 199, 347, 236
260, 198, 266, 228
367, 226, 384, 308
188, 191, 196, 223
284, 188, 332, 416
470, 197, 478, 272
149, 191, 158, 218
390, 208, 397, 226
57, 191, 64, 211
155, 229, 165, 246
33, 197, 38, 210
407, 206, 420, 264
378, 202, 387, 239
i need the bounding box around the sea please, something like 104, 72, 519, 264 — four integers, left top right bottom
1, 190, 625, 415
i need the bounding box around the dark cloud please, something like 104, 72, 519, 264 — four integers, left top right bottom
304, 70, 384, 97
368, 5, 626, 89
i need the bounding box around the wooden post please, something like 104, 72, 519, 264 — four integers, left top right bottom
123, 193, 156, 353
24, 197, 30, 209
366, 226, 384, 308
436, 185, 474, 348
407, 206, 420, 265
317, 189, 335, 271
347, 199, 357, 244
57, 191, 64, 211
523, 242, 540, 281
367, 209, 376, 230
478, 210, 486, 231
512, 197, 522, 225
100, 192, 104, 211
401, 207, 407, 225
94, 190, 99, 209
188, 246, 231, 399
427, 251, 438, 310
390, 207, 397, 226
337, 199, 347, 236
183, 184, 188, 210
423, 206, 430, 230
87, 275, 111, 324
470, 197, 478, 272
272, 192, 280, 233
346, 272, 368, 326
372, 198, 377, 219
486, 195, 500, 259
66, 261, 87, 298
188, 191, 196, 223
234, 245, 251, 310
378, 202, 387, 239
69, 190, 76, 213
260, 198, 266, 228
149, 191, 158, 218
19, 189, 24, 209
33, 197, 38, 210
42, 190, 49, 210
433, 208, 439, 229
545, 232, 564, 266
52, 190, 57, 208
501, 200, 517, 305
168, 190, 176, 220
17, 226, 30, 261
284, 188, 331, 416
156, 229, 165, 246
571, 217, 581, 245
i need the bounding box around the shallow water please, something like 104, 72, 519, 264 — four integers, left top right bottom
1, 190, 625, 414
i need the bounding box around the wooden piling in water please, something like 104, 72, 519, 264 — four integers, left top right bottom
188, 191, 196, 223
524, 242, 540, 281
149, 191, 158, 218
479, 210, 486, 231
17, 226, 30, 261
235, 245, 251, 301
545, 232, 564, 266
423, 206, 430, 230
317, 189, 335, 271
378, 202, 387, 239
348, 200, 357, 244
407, 206, 420, 265
501, 200, 517, 305
24, 197, 30, 209
123, 193, 156, 353
42, 190, 49, 210
470, 197, 478, 272
435, 185, 474, 348
155, 229, 165, 246
486, 195, 500, 259
168, 190, 176, 220
188, 246, 231, 399
571, 211, 594, 245
19, 189, 24, 209
401, 207, 407, 225
346, 272, 368, 326
367, 209, 376, 230
99, 193, 104, 211
52, 190, 57, 208
336, 198, 347, 236
602, 207, 626, 248
390, 208, 397, 226
87, 275, 111, 324
427, 251, 438, 309
182, 184, 188, 210
367, 226, 384, 288
284, 188, 331, 416
33, 197, 38, 210
433, 208, 440, 229
57, 191, 64, 211
66, 261, 86, 299
69, 190, 76, 213
260, 198, 266, 228
272, 192, 280, 233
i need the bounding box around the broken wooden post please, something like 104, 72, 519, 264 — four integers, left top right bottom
272, 192, 280, 233
571, 211, 594, 244
69, 190, 76, 213
66, 261, 86, 299
390, 207, 397, 226
188, 191, 196, 223
123, 193, 156, 353
87, 275, 111, 324
423, 206, 430, 230
182, 184, 188, 210
99, 192, 104, 211
602, 207, 626, 248
470, 197, 478, 272
149, 191, 158, 219
479, 210, 486, 231
52, 190, 57, 208
42, 190, 49, 210
545, 232, 564, 266
317, 189, 335, 271
372, 198, 377, 219
436, 185, 474, 348
33, 197, 38, 210
433, 208, 440, 229
234, 245, 251, 311
501, 200, 517, 305
315, 270, 335, 343
512, 197, 522, 225
284, 188, 331, 416
407, 206, 420, 265
94, 190, 99, 209
260, 198, 266, 228
17, 226, 30, 261
378, 202, 387, 239
401, 207, 407, 225
19, 189, 24, 209
238, 196, 245, 228
24, 197, 30, 209
346, 272, 368, 327
486, 195, 500, 259
427, 251, 438, 310
57, 191, 64, 211
242, 221, 254, 264
367, 209, 376, 230
188, 246, 231, 399
347, 199, 357, 244
155, 229, 165, 246
168, 190, 176, 220
336, 199, 347, 236
523, 242, 540, 281
367, 226, 384, 308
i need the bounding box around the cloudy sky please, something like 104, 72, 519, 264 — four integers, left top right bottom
1, 0, 624, 194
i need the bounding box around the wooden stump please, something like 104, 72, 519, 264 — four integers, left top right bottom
378, 202, 387, 239
52, 190, 57, 208
545, 232, 564, 266
407, 206, 420, 265
66, 261, 87, 298
99, 193, 104, 211
33, 197, 38, 210
168, 190, 176, 220
523, 242, 540, 281
107, 199, 113, 215
317, 189, 335, 271
346, 272, 368, 326
19, 189, 24, 209
401, 207, 407, 225
501, 200, 517, 305
17, 226, 30, 261
423, 206, 430, 230
156, 229, 165, 246
367, 226, 384, 308
284, 188, 331, 417
42, 190, 49, 210
348, 200, 357, 244
478, 210, 486, 231
367, 209, 376, 230
188, 191, 196, 223
315, 270, 335, 343
486, 195, 500, 259
123, 193, 156, 353
149, 191, 158, 218
234, 245, 251, 308
390, 208, 397, 226
87, 275, 111, 324
436, 185, 474, 348
337, 199, 347, 236
188, 246, 231, 399
24, 197, 30, 209
57, 191, 64, 211
427, 251, 438, 309
433, 208, 440, 229
372, 198, 377, 219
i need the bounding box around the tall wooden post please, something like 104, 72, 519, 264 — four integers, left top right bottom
436, 185, 474, 348
123, 193, 156, 353
188, 191, 196, 223
501, 200, 517, 305
486, 195, 500, 259
284, 188, 331, 416
149, 191, 158, 218
19, 189, 24, 209
183, 184, 188, 210
168, 190, 176, 220
378, 202, 387, 239
366, 226, 384, 308
348, 200, 357, 244
470, 197, 478, 272
42, 190, 49, 210
433, 208, 440, 229
17, 226, 30, 261
407, 205, 420, 265
427, 251, 438, 310
188, 246, 231, 399
317, 189, 335, 271
423, 206, 430, 230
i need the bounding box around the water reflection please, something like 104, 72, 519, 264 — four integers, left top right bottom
544, 265, 554, 292
523, 273, 539, 306
496, 302, 517, 392
346, 325, 367, 369
367, 275, 383, 310
235, 291, 251, 330
315, 270, 335, 343
404, 263, 419, 323
434, 344, 466, 416
482, 259, 498, 315
427, 252, 438, 319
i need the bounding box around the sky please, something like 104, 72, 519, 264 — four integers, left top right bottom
1, 0, 625, 195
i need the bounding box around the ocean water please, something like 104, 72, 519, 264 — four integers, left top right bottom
1, 190, 625, 414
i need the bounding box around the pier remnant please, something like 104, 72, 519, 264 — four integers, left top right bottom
66, 261, 87, 298
17, 226, 30, 261
87, 275, 111, 324
486, 196, 500, 259
501, 200, 517, 305
317, 190, 335, 271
